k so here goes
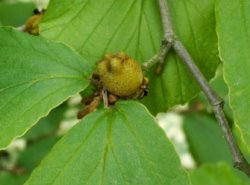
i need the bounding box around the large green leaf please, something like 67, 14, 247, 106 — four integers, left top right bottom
25, 101, 189, 185
0, 27, 90, 149
40, 0, 219, 114
216, 0, 250, 152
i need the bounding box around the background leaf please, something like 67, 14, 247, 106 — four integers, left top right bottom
0, 172, 28, 185
40, 0, 219, 114
183, 112, 231, 164
18, 136, 60, 174
190, 163, 249, 185
23, 103, 67, 140
25, 101, 189, 185
0, 103, 66, 185
216, 0, 250, 152
0, 2, 35, 27
0, 27, 90, 149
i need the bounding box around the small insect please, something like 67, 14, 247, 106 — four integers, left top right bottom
23, 8, 45, 35
77, 52, 149, 119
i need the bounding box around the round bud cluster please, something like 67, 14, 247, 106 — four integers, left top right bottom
97, 52, 146, 98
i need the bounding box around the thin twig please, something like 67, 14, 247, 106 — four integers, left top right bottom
158, 0, 250, 177
173, 40, 222, 105
143, 0, 175, 73
158, 0, 174, 41
142, 42, 172, 72
174, 40, 250, 176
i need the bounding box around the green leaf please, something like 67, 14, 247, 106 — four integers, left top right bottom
183, 113, 231, 164
18, 137, 60, 173
0, 2, 35, 26
216, 0, 250, 152
0, 27, 90, 149
0, 172, 28, 185
25, 101, 189, 185
190, 163, 249, 185
40, 0, 219, 114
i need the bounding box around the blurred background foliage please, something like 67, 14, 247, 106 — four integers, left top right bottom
0, 1, 34, 26
0, 0, 48, 26
0, 0, 249, 184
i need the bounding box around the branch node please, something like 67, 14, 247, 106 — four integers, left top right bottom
234, 160, 250, 177
211, 98, 224, 107
162, 35, 176, 45
142, 41, 172, 73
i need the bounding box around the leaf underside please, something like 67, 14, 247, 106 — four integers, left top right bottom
25, 101, 189, 185
40, 0, 219, 114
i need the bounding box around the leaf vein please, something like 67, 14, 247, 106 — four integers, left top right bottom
50, 114, 105, 185
101, 0, 137, 54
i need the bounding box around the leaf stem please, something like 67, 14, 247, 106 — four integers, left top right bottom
158, 0, 250, 177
